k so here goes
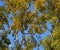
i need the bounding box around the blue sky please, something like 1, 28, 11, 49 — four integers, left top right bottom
0, 1, 3, 6
0, 1, 52, 50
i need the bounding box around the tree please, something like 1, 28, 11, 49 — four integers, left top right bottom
0, 0, 60, 50
41, 23, 60, 50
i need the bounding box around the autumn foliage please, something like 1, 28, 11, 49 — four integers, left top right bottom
0, 0, 60, 50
